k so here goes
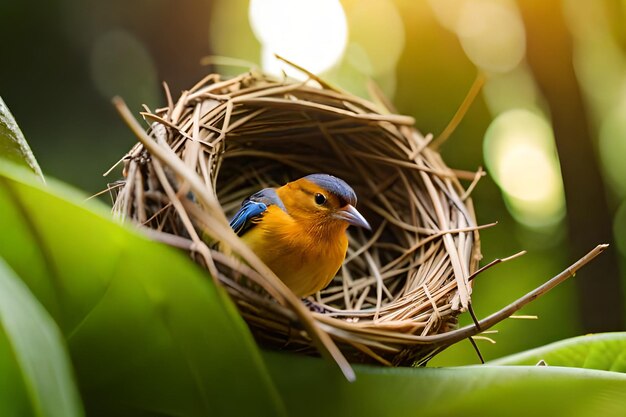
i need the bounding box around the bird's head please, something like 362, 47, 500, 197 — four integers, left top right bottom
280, 174, 371, 231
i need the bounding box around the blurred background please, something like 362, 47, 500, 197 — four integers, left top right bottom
1, 0, 625, 365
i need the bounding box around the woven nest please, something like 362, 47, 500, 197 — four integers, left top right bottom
109, 65, 602, 375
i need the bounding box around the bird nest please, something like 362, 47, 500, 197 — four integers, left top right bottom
109, 65, 605, 379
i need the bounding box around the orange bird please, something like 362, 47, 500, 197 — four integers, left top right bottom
230, 174, 371, 297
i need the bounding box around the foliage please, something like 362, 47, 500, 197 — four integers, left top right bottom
491, 332, 626, 372
0, 258, 83, 417
264, 351, 626, 417
0, 163, 284, 417
0, 96, 43, 181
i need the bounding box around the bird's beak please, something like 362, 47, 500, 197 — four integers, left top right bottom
335, 205, 371, 230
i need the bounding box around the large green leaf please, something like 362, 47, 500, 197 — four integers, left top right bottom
0, 257, 84, 417
0, 97, 43, 180
489, 332, 626, 371
0, 162, 285, 417
264, 351, 626, 417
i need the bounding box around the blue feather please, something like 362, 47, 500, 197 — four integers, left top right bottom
229, 200, 268, 236
230, 188, 287, 236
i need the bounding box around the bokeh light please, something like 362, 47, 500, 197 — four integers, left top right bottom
428, 0, 463, 31
248, 0, 348, 78
320, 0, 405, 99
432, 0, 525, 74
481, 65, 542, 115
456, 0, 525, 73
484, 109, 566, 228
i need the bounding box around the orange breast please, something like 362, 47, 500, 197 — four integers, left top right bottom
241, 206, 348, 297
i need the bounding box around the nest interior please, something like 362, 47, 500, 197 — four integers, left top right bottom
112, 69, 487, 367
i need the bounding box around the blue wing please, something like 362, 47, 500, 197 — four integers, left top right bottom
229, 188, 286, 236
229, 200, 268, 236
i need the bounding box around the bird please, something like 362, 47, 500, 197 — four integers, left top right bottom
229, 173, 371, 297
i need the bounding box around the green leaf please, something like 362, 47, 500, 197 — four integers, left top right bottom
0, 97, 43, 181
489, 332, 626, 371
0, 257, 84, 417
264, 351, 626, 417
0, 163, 285, 417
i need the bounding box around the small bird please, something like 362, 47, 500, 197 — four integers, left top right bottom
230, 174, 371, 297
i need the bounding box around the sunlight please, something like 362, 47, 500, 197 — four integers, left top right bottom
431, 0, 525, 73
481, 65, 540, 115
456, 0, 525, 73
484, 110, 566, 227
249, 0, 348, 78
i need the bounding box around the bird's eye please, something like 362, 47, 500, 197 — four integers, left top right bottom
314, 193, 327, 205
